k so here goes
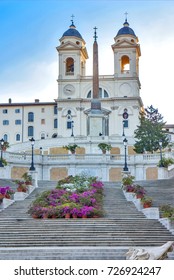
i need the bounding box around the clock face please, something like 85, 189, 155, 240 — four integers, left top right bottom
63, 84, 75, 95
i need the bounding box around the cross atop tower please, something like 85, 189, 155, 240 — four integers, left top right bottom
71, 14, 75, 25
124, 11, 128, 21
93, 26, 98, 42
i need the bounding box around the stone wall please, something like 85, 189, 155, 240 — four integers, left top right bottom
50, 167, 68, 181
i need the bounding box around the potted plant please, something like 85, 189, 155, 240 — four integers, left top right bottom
159, 204, 174, 218
158, 157, 174, 168
141, 196, 153, 208
122, 174, 135, 186
0, 186, 15, 200
124, 185, 136, 193
15, 181, 29, 193
134, 185, 146, 199
63, 144, 80, 154
22, 172, 32, 185
98, 143, 112, 154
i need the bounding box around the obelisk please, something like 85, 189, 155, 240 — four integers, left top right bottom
89, 27, 103, 136
91, 27, 101, 112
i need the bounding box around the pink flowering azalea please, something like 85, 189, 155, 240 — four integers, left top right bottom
91, 181, 104, 189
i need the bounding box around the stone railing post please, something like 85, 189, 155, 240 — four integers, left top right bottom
29, 170, 38, 188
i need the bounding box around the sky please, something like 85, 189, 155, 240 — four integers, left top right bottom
1, 0, 174, 124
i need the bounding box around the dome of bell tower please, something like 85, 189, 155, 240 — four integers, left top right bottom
116, 19, 136, 37
62, 20, 83, 39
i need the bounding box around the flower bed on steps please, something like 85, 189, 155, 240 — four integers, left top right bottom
28, 175, 104, 219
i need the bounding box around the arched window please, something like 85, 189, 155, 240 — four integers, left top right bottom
87, 91, 92, 98
16, 134, 20, 141
54, 118, 58, 128
104, 90, 109, 98
3, 134, 8, 142
66, 57, 74, 75
121, 55, 130, 73
87, 88, 109, 99
28, 112, 34, 122
41, 133, 45, 139
28, 126, 34, 137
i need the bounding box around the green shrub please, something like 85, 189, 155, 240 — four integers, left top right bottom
158, 157, 174, 168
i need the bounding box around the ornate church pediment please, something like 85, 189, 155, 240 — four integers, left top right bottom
112, 39, 137, 48
57, 41, 82, 51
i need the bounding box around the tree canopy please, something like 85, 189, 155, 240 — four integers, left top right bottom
134, 105, 169, 153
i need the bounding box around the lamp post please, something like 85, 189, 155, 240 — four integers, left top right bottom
122, 120, 125, 137
123, 137, 128, 171
40, 147, 43, 155
71, 120, 74, 137
159, 139, 164, 167
0, 138, 4, 167
29, 137, 35, 171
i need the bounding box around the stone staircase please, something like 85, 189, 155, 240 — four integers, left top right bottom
0, 180, 173, 259
136, 178, 174, 207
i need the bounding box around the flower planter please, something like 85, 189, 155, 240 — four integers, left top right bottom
136, 194, 144, 199
72, 214, 77, 218
5, 194, 11, 199
0, 194, 4, 200
82, 215, 87, 219
143, 203, 152, 208
32, 214, 38, 219
65, 213, 70, 219
17, 188, 27, 193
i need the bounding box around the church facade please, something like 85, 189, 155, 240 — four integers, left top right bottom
56, 18, 143, 143
0, 18, 144, 155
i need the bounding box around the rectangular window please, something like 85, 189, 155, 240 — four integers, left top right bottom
54, 105, 57, 115
67, 121, 72, 129
41, 119, 45, 125
54, 119, 58, 128
15, 120, 21, 125
41, 108, 45, 113
3, 109, 8, 114
3, 120, 9, 125
124, 120, 128, 128
15, 109, 20, 113
28, 126, 34, 137
28, 112, 34, 122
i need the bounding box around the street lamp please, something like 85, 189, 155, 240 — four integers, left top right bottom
122, 120, 125, 137
159, 139, 164, 167
71, 120, 74, 137
123, 137, 128, 171
0, 138, 4, 167
29, 137, 35, 171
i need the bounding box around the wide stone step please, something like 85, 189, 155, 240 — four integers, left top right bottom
0, 247, 127, 260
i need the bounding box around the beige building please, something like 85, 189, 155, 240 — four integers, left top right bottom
0, 100, 57, 144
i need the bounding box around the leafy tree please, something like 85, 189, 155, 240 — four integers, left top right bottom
134, 105, 169, 153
